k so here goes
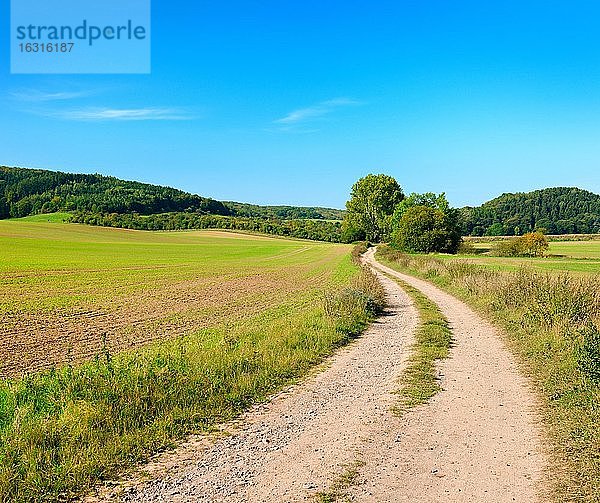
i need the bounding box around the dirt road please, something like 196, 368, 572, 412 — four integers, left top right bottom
97, 249, 545, 502
350, 249, 546, 501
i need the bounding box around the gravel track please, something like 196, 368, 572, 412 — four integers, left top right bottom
90, 270, 418, 502
355, 248, 546, 502
90, 249, 546, 502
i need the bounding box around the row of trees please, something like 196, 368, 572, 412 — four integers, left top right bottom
68, 212, 344, 242
224, 202, 344, 220
343, 174, 462, 253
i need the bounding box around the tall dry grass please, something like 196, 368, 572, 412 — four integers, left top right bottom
324, 247, 385, 336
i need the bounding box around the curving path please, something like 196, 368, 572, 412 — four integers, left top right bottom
355, 248, 546, 502
90, 270, 419, 502
90, 249, 546, 502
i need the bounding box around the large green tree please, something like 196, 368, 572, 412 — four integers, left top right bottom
390, 192, 451, 229
344, 174, 404, 242
390, 192, 462, 253
391, 206, 461, 253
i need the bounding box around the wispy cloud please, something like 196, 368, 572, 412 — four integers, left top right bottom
10, 89, 92, 102
10, 88, 192, 121
275, 97, 362, 126
51, 107, 192, 121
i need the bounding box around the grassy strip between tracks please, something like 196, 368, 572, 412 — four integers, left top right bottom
314, 259, 452, 503
387, 276, 452, 415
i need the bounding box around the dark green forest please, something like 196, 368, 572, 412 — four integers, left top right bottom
0, 166, 342, 220
0, 166, 231, 218
461, 187, 600, 236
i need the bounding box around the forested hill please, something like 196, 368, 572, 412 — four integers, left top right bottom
0, 166, 230, 218
461, 187, 600, 236
0, 166, 343, 220
4, 167, 598, 237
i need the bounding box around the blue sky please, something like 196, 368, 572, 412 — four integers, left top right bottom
1, 0, 600, 208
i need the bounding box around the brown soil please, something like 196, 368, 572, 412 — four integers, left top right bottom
0, 272, 311, 378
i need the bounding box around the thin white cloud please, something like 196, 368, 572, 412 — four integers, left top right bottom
11, 89, 91, 101
10, 88, 193, 121
54, 107, 192, 121
276, 97, 362, 125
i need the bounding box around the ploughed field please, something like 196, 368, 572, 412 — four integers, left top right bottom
0, 220, 349, 377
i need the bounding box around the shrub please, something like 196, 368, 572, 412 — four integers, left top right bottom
323, 267, 385, 335
350, 241, 369, 265
457, 240, 476, 254
494, 238, 524, 257
376, 244, 410, 266
494, 232, 548, 257
351, 266, 386, 312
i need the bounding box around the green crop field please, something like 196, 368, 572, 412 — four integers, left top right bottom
0, 219, 383, 501
8, 212, 72, 223
471, 239, 600, 259
546, 240, 600, 259
0, 219, 352, 377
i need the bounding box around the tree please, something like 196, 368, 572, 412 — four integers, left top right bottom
340, 218, 366, 243
485, 222, 505, 236
391, 205, 462, 254
344, 174, 404, 242
520, 231, 549, 257
391, 192, 451, 230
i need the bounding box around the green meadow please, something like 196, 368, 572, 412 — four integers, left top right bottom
449, 240, 600, 275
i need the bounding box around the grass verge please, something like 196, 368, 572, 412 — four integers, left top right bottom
315, 459, 365, 503
376, 245, 600, 502
386, 277, 452, 415
0, 246, 383, 503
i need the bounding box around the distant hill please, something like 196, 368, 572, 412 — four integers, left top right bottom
461, 187, 600, 236
0, 166, 343, 221
4, 167, 598, 238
